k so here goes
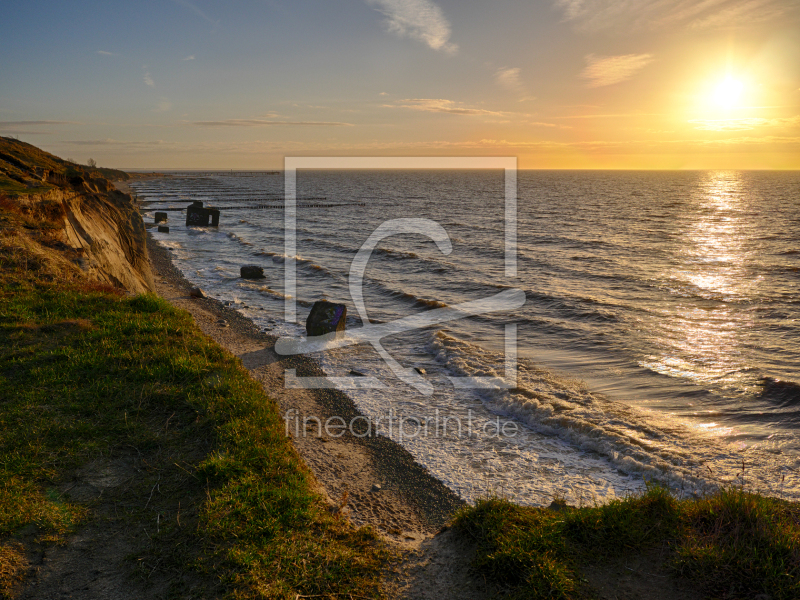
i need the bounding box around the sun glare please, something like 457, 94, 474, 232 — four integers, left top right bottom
712, 77, 744, 108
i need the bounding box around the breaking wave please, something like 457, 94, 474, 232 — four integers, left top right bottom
427, 330, 800, 498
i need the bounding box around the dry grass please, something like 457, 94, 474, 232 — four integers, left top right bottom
0, 543, 28, 600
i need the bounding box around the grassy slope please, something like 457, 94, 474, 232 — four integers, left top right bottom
0, 136, 129, 196
0, 208, 386, 598
453, 484, 800, 599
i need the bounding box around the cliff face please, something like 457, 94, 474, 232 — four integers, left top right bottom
0, 137, 154, 294
49, 186, 154, 293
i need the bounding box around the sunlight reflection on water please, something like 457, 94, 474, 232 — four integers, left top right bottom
643, 171, 758, 405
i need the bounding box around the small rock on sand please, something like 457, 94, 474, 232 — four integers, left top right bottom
189, 287, 206, 298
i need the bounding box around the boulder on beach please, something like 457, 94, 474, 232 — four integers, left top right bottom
306, 300, 347, 337
189, 287, 206, 299
154, 212, 168, 223
240, 265, 265, 279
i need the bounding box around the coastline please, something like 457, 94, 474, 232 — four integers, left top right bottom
145, 234, 464, 540
144, 218, 505, 598
3, 162, 792, 599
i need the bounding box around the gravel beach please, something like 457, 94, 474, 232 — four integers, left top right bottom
146, 234, 464, 541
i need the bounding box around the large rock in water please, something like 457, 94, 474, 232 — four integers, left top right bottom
154, 212, 168, 223
240, 265, 265, 279
306, 300, 347, 337
186, 201, 220, 227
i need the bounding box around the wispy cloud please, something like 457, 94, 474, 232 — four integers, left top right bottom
0, 120, 78, 127
61, 139, 176, 147
552, 112, 664, 119
154, 99, 173, 113
388, 98, 504, 115
51, 133, 800, 159
0, 120, 79, 135
554, 0, 794, 31
366, 0, 457, 54
190, 119, 353, 127
581, 54, 654, 87
63, 139, 125, 146
526, 121, 573, 129
97, 50, 117, 56
172, 0, 218, 25
690, 115, 800, 131
495, 67, 522, 90
143, 68, 155, 87
183, 55, 195, 61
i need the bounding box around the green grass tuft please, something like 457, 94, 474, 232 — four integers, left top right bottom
453, 484, 800, 600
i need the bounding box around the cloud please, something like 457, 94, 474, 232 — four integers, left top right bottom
553, 112, 664, 119
0, 120, 79, 135
581, 54, 654, 87
60, 139, 179, 149
143, 69, 155, 87
0, 120, 78, 127
690, 116, 800, 131
172, 0, 217, 25
183, 55, 195, 61
554, 0, 794, 31
50, 133, 800, 160
97, 50, 117, 56
154, 99, 173, 113
190, 119, 353, 127
495, 67, 522, 90
366, 0, 457, 54
526, 121, 573, 129
62, 139, 126, 146
388, 98, 504, 115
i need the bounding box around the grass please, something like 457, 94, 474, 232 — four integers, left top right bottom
1, 136, 129, 199
453, 484, 800, 599
0, 236, 388, 598
0, 179, 52, 196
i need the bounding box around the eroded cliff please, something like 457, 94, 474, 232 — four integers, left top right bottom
0, 137, 154, 293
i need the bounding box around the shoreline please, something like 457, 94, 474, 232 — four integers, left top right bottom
145, 234, 464, 541
6, 145, 794, 599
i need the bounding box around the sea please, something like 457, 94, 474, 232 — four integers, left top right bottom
130, 169, 800, 507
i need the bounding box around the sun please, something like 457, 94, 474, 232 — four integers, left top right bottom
712, 77, 744, 109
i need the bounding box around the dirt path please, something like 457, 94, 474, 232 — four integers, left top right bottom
18, 463, 173, 600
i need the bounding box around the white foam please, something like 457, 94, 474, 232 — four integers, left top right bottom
428, 329, 800, 501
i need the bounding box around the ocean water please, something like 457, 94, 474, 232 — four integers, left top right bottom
131, 170, 800, 506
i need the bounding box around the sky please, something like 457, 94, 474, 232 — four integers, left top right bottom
1, 0, 799, 169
